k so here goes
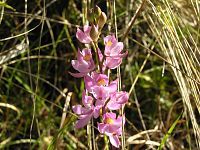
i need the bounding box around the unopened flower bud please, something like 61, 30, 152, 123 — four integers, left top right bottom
87, 9, 95, 23
90, 24, 99, 42
98, 12, 107, 30
94, 6, 102, 18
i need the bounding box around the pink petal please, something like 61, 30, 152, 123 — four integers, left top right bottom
117, 115, 125, 125
71, 60, 90, 72
98, 48, 103, 62
93, 73, 109, 86
105, 42, 124, 57
114, 116, 123, 126
103, 112, 116, 120
106, 80, 118, 94
76, 48, 83, 60
105, 57, 122, 69
76, 28, 92, 44
92, 86, 109, 100
77, 48, 93, 61
95, 99, 105, 107
98, 123, 108, 133
75, 115, 92, 128
69, 71, 87, 78
82, 91, 94, 108
81, 48, 92, 59
72, 105, 86, 115
102, 124, 122, 137
107, 102, 121, 110
107, 91, 129, 110
88, 60, 95, 71
115, 92, 129, 104
84, 75, 95, 91
104, 35, 117, 46
111, 42, 124, 56
106, 91, 129, 110
93, 105, 101, 118
83, 25, 91, 34
71, 48, 95, 74
109, 135, 120, 148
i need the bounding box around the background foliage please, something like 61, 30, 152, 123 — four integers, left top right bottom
0, 0, 199, 149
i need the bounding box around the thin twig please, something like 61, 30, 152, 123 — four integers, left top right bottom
121, 0, 147, 42
57, 91, 72, 149
133, 88, 150, 140
129, 52, 150, 95
59, 90, 71, 129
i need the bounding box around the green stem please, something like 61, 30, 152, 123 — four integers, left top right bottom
104, 135, 109, 150
92, 42, 102, 73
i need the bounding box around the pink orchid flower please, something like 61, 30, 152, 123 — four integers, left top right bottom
92, 86, 110, 101
84, 72, 118, 102
104, 35, 124, 57
107, 91, 129, 110
70, 48, 95, 78
98, 112, 125, 148
76, 25, 93, 44
103, 35, 128, 69
84, 72, 109, 92
105, 56, 123, 69
93, 79, 118, 107
72, 91, 101, 128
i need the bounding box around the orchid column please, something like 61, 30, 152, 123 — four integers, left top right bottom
70, 6, 129, 149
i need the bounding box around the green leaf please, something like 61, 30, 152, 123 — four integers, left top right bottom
47, 115, 76, 150
0, 1, 16, 11
157, 112, 182, 150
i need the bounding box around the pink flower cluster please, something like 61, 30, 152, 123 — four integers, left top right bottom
70, 6, 128, 148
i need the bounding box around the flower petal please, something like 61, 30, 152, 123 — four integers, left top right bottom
83, 25, 91, 34
105, 57, 122, 69
69, 71, 87, 78
76, 27, 92, 44
109, 135, 120, 148
105, 42, 124, 57
84, 75, 95, 92
72, 105, 83, 115
107, 91, 129, 110
82, 91, 94, 108
93, 105, 102, 118
92, 86, 109, 100
98, 123, 108, 133
106, 79, 118, 94
75, 115, 92, 128
71, 60, 90, 72
107, 102, 121, 110
116, 92, 129, 104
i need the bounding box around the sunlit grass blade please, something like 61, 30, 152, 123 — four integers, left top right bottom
47, 115, 76, 150
157, 113, 182, 150
0, 1, 15, 11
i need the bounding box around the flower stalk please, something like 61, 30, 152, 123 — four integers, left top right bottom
69, 5, 129, 149
92, 42, 102, 73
